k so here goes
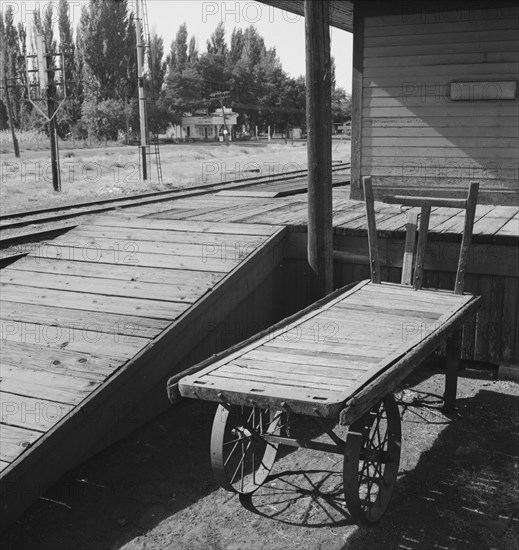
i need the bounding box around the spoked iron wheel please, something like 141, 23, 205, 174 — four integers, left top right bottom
211, 404, 281, 494
343, 394, 401, 523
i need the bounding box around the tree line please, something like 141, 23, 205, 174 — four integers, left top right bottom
0, 0, 351, 142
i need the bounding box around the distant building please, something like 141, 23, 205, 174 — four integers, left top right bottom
165, 108, 239, 141
333, 121, 351, 135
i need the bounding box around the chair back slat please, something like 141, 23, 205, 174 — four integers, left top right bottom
361, 177, 479, 293
454, 182, 479, 294
363, 177, 381, 283
401, 210, 417, 286
413, 206, 431, 290
384, 196, 467, 209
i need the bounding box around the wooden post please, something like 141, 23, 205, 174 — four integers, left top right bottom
350, 9, 364, 200
305, 0, 333, 298
363, 176, 381, 284
455, 182, 479, 294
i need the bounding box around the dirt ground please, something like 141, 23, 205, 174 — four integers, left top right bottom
0, 140, 351, 215
1, 359, 517, 550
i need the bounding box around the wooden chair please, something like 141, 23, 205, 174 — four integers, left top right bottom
362, 176, 480, 411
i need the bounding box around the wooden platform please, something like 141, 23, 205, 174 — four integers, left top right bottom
131, 186, 518, 244
0, 212, 286, 529
137, 188, 517, 364
178, 280, 480, 419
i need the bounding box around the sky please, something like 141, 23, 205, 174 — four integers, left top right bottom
5, 0, 353, 91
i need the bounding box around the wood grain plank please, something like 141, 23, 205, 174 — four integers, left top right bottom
364, 62, 517, 79
219, 364, 352, 391
189, 373, 343, 400
365, 52, 518, 69
250, 345, 379, 368
364, 14, 518, 36
0, 392, 73, 433
7, 257, 222, 287
235, 354, 369, 377
0, 365, 101, 405
496, 215, 519, 238
0, 301, 169, 340
0, 283, 190, 320
0, 270, 212, 305
361, 133, 518, 147
120, 215, 280, 236
72, 225, 267, 247
29, 245, 240, 273
361, 144, 518, 159
40, 235, 258, 262
0, 319, 147, 359
317, 307, 441, 326
365, 39, 519, 59
0, 340, 119, 380
0, 424, 42, 463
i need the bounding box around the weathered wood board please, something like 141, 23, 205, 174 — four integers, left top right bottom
178, 281, 480, 417
0, 213, 286, 531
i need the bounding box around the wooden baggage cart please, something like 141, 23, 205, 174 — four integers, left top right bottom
167, 178, 481, 523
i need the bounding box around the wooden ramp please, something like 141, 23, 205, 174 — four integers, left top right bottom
0, 212, 286, 529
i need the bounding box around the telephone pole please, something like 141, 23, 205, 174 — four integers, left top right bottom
28, 33, 62, 191
0, 50, 20, 158
135, 0, 148, 180
40, 35, 61, 192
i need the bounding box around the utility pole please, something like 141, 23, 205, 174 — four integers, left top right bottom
135, 0, 148, 180
0, 51, 20, 158
34, 33, 61, 191
38, 35, 61, 192
25, 34, 67, 192
210, 91, 231, 146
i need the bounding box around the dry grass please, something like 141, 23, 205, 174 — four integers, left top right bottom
0, 129, 49, 151
0, 140, 351, 215
0, 129, 132, 154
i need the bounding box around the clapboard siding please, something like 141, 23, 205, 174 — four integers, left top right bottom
354, 6, 519, 205
365, 51, 518, 68
364, 12, 518, 36
365, 29, 519, 47
363, 126, 518, 137
364, 116, 518, 128
365, 63, 516, 78
365, 40, 519, 57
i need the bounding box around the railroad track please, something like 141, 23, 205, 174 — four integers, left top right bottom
0, 162, 350, 265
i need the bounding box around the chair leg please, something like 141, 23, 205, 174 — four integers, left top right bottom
443, 331, 461, 413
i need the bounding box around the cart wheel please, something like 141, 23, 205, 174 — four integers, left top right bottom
343, 394, 401, 523
211, 405, 281, 494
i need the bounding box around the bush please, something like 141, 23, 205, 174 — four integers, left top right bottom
81, 98, 130, 141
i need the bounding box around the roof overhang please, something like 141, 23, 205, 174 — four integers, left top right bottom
257, 1, 354, 32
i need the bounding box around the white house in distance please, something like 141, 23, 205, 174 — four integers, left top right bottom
166, 108, 239, 141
